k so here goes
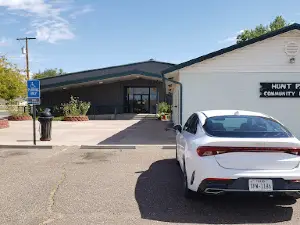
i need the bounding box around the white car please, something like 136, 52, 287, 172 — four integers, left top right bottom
174, 110, 300, 199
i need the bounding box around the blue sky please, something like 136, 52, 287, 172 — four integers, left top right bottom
0, 0, 300, 74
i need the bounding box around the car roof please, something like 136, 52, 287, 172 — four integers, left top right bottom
198, 110, 271, 118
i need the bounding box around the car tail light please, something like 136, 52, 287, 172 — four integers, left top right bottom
196, 146, 300, 157
196, 146, 227, 157
291, 180, 300, 183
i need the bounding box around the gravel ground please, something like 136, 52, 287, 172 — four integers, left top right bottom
0, 146, 300, 225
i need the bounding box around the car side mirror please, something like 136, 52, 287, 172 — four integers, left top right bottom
173, 124, 182, 133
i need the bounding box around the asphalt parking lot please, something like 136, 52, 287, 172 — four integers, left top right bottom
0, 146, 300, 225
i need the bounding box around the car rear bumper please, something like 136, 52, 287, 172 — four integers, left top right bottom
186, 156, 300, 192
197, 178, 300, 194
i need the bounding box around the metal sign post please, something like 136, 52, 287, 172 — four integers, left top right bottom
33, 105, 36, 145
27, 80, 40, 145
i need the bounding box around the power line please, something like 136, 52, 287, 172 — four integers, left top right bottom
16, 37, 36, 80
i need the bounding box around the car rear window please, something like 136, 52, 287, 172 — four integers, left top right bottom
203, 115, 293, 138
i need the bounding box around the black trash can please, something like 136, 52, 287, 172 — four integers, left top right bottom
38, 108, 53, 141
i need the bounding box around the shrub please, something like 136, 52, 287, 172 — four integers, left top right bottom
158, 102, 171, 114
79, 101, 90, 116
61, 96, 91, 116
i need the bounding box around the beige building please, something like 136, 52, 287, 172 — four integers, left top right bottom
163, 23, 300, 138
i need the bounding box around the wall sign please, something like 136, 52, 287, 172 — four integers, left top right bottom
260, 82, 300, 98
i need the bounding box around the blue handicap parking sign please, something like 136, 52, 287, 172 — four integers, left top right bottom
27, 80, 40, 98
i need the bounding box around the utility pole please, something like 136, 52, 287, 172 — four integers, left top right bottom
16, 37, 36, 80
16, 37, 37, 145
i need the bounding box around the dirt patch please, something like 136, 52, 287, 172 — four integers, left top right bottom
81, 152, 114, 162
74, 162, 86, 165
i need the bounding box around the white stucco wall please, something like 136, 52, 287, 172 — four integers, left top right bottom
180, 72, 300, 137
177, 29, 300, 138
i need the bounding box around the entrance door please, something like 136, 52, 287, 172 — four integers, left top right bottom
133, 94, 149, 113
125, 87, 157, 113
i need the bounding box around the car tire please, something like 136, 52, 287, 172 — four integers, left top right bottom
183, 163, 194, 199
285, 191, 300, 199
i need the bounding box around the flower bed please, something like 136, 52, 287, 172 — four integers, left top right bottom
8, 115, 32, 121
63, 116, 89, 121
0, 119, 9, 129
61, 96, 91, 122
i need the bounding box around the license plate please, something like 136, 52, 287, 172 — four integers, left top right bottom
248, 179, 273, 192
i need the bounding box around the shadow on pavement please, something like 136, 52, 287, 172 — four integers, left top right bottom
135, 159, 295, 224
98, 119, 175, 145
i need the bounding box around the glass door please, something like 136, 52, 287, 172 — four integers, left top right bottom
133, 95, 142, 113
141, 94, 149, 113
125, 87, 157, 113
133, 94, 149, 113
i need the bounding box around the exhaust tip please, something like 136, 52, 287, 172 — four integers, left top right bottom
204, 188, 225, 195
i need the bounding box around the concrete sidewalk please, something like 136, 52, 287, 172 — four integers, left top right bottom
0, 120, 176, 147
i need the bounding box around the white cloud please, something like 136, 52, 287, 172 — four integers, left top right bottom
0, 0, 54, 16
0, 37, 11, 46
218, 36, 236, 44
0, 0, 75, 43
218, 30, 244, 44
69, 4, 93, 19
35, 21, 74, 43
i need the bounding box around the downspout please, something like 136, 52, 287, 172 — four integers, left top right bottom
162, 74, 183, 125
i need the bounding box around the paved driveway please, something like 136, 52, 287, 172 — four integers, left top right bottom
0, 119, 175, 146
0, 146, 299, 225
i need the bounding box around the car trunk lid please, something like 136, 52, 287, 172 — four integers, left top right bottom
206, 138, 300, 170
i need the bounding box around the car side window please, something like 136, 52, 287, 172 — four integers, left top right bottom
183, 115, 193, 131
188, 114, 199, 134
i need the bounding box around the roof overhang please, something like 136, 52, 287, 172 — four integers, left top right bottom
41, 70, 162, 92
162, 23, 300, 75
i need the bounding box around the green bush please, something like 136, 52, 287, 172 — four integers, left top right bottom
79, 101, 90, 116
158, 102, 171, 114
61, 96, 91, 116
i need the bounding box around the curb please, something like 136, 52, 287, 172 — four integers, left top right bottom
0, 145, 53, 149
0, 144, 176, 150
80, 145, 176, 150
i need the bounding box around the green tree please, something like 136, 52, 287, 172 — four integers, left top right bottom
33, 68, 65, 79
269, 16, 289, 31
0, 57, 26, 101
237, 16, 290, 43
